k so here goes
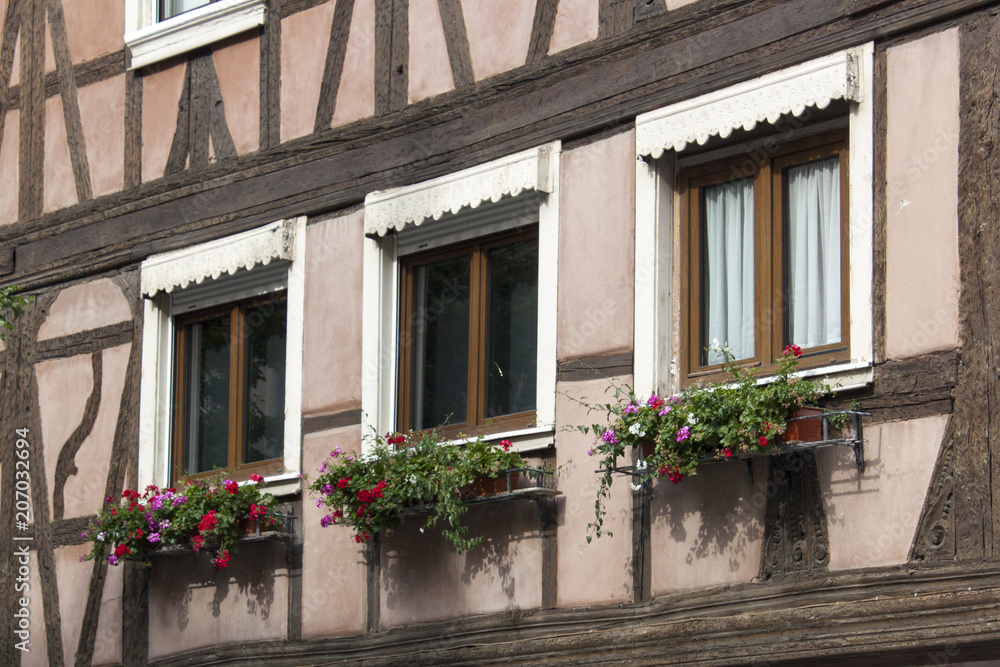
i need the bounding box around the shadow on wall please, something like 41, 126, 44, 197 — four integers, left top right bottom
153, 540, 282, 628
649, 457, 767, 576
380, 500, 542, 620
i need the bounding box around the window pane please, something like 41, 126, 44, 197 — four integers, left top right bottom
161, 0, 212, 19
485, 238, 538, 418
785, 156, 841, 349
701, 177, 755, 365
181, 314, 231, 474
411, 256, 470, 429
243, 301, 287, 464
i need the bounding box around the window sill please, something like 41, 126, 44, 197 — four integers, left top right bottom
243, 472, 302, 498
126, 0, 266, 71
446, 425, 555, 454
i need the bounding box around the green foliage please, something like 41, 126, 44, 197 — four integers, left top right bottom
584, 344, 831, 541
0, 285, 32, 340
80, 473, 280, 569
308, 429, 526, 553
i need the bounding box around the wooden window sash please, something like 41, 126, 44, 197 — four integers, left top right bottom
680, 130, 849, 386
171, 293, 286, 483
397, 228, 539, 439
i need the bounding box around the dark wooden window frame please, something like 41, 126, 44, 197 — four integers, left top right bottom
397, 228, 539, 439
679, 130, 850, 385
171, 292, 287, 482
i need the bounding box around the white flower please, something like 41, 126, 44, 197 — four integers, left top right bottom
629, 423, 641, 435
687, 413, 698, 425
639, 430, 646, 438
636, 459, 648, 471
97, 532, 106, 542
630, 482, 643, 491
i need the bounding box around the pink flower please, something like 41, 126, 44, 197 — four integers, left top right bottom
500, 440, 512, 451
623, 404, 639, 415
249, 474, 265, 483
783, 344, 802, 357
676, 426, 691, 442
601, 430, 619, 444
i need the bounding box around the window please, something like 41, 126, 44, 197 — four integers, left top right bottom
362, 144, 560, 451
125, 0, 266, 71
138, 218, 305, 490
398, 230, 539, 436
633, 46, 874, 396
173, 294, 287, 477
680, 131, 849, 381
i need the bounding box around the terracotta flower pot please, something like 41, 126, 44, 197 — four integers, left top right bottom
462, 472, 519, 498
783, 407, 824, 443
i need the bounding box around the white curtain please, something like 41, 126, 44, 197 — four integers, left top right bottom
703, 177, 755, 365
785, 157, 841, 349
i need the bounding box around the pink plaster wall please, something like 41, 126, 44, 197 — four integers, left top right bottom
555, 378, 633, 606
141, 60, 187, 183
0, 109, 18, 225
557, 131, 635, 360
649, 458, 766, 594
62, 344, 130, 519
667, 0, 698, 9
817, 415, 947, 570
55, 544, 124, 666
79, 75, 125, 198
379, 502, 543, 628
300, 427, 367, 639
302, 211, 364, 415
37, 278, 132, 340
548, 0, 597, 55
331, 0, 374, 128
461, 0, 533, 80
408, 0, 454, 103
64, 0, 124, 63
885, 28, 960, 359
280, 1, 336, 141
213, 35, 260, 156
36, 353, 92, 521
148, 544, 289, 659
43, 95, 77, 213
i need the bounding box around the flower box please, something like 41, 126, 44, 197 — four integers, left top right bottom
782, 407, 824, 443
460, 471, 520, 498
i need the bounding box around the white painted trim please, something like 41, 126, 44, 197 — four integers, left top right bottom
141, 218, 294, 296
361, 142, 561, 452
445, 426, 556, 453
364, 145, 557, 236
636, 49, 862, 158
633, 46, 875, 395
137, 218, 306, 488
126, 0, 266, 71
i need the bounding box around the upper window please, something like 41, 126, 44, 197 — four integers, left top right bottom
681, 131, 849, 381
632, 46, 874, 396
398, 230, 539, 437
362, 144, 560, 451
173, 294, 287, 477
125, 0, 266, 70
138, 218, 305, 490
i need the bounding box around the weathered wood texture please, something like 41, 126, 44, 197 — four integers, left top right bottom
166, 52, 237, 176
759, 451, 831, 581
301, 408, 362, 435
599, 0, 635, 38
526, 0, 558, 64
124, 58, 143, 190
260, 0, 281, 149
32, 320, 133, 360
912, 13, 1000, 563
143, 561, 1000, 666
437, 0, 474, 87
872, 45, 889, 364
374, 0, 408, 114
558, 352, 633, 381
314, 0, 354, 132
19, 0, 45, 220
4, 0, 994, 290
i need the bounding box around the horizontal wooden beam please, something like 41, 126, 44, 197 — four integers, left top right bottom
146, 561, 1000, 666
4, 0, 995, 290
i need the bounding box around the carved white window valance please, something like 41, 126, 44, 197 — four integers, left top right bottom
636, 49, 862, 159
140, 219, 296, 297
364, 144, 558, 236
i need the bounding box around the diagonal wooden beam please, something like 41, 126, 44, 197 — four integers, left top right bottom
526, 0, 559, 64
437, 0, 473, 87
314, 0, 354, 132
52, 351, 101, 521
46, 0, 92, 202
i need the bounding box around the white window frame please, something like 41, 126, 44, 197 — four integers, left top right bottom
633, 45, 875, 397
125, 0, 266, 71
361, 143, 561, 454
137, 217, 305, 495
